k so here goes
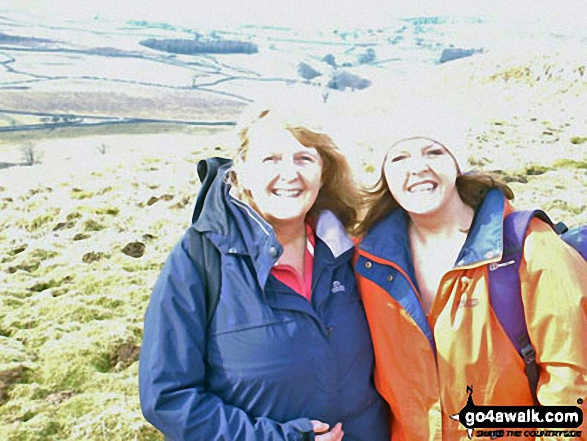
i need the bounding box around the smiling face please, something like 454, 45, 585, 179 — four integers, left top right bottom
383, 137, 460, 216
238, 125, 323, 228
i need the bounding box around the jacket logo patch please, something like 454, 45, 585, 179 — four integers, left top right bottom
331, 281, 345, 293
458, 297, 480, 308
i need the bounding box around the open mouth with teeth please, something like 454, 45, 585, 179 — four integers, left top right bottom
272, 188, 303, 197
407, 181, 438, 193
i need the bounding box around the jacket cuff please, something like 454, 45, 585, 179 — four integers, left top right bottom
286, 417, 314, 440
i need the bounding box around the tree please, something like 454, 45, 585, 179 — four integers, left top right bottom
21, 141, 41, 166
323, 54, 337, 67
358, 48, 376, 64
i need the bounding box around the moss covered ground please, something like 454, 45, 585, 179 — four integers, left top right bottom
0, 126, 232, 440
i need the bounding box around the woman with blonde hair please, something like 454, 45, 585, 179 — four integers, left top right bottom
355, 99, 587, 440
139, 103, 390, 440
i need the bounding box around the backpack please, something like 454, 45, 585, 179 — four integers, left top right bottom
187, 157, 232, 327
488, 209, 587, 405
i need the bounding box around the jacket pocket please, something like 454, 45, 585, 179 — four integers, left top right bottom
205, 317, 322, 420
208, 316, 319, 380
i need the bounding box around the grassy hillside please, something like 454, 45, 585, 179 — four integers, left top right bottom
0, 125, 230, 440
0, 49, 586, 440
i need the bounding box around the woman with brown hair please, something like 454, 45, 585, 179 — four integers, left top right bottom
355, 101, 587, 440
139, 103, 389, 440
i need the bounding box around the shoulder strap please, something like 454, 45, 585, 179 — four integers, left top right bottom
561, 226, 587, 260
488, 209, 553, 405
187, 228, 221, 327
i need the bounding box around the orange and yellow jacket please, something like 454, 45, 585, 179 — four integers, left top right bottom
355, 189, 587, 440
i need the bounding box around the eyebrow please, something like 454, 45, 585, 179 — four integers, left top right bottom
263, 149, 319, 157
391, 141, 436, 154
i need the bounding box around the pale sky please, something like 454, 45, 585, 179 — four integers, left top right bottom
3, 0, 586, 32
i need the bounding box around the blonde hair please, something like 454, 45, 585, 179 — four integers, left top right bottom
356, 170, 514, 237
228, 107, 359, 231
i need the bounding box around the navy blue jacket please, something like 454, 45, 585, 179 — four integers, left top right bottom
139, 172, 389, 440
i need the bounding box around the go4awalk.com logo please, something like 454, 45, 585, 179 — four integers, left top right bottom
450, 386, 584, 439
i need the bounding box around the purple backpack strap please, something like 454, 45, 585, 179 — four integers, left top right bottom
488, 209, 553, 405
561, 226, 587, 260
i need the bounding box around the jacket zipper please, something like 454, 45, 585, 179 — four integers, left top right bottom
228, 194, 272, 236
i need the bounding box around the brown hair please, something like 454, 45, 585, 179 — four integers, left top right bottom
228, 108, 359, 231
355, 170, 515, 237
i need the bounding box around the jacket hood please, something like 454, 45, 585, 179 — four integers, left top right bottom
359, 188, 508, 269
192, 164, 354, 288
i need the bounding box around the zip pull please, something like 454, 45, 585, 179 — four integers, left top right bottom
489, 259, 515, 271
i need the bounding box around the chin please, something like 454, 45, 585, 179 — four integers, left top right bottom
266, 211, 306, 224
402, 201, 444, 216
398, 192, 447, 215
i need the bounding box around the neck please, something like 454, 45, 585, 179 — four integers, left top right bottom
408, 195, 474, 242
272, 218, 306, 248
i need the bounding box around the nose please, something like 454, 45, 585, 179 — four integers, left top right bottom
408, 153, 429, 175
277, 157, 300, 181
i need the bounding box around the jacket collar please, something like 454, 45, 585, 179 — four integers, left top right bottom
359, 188, 507, 269
315, 210, 354, 259
455, 188, 506, 268
192, 168, 354, 288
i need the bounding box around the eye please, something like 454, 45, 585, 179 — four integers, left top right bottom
295, 153, 317, 164
426, 148, 446, 157
262, 155, 279, 163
